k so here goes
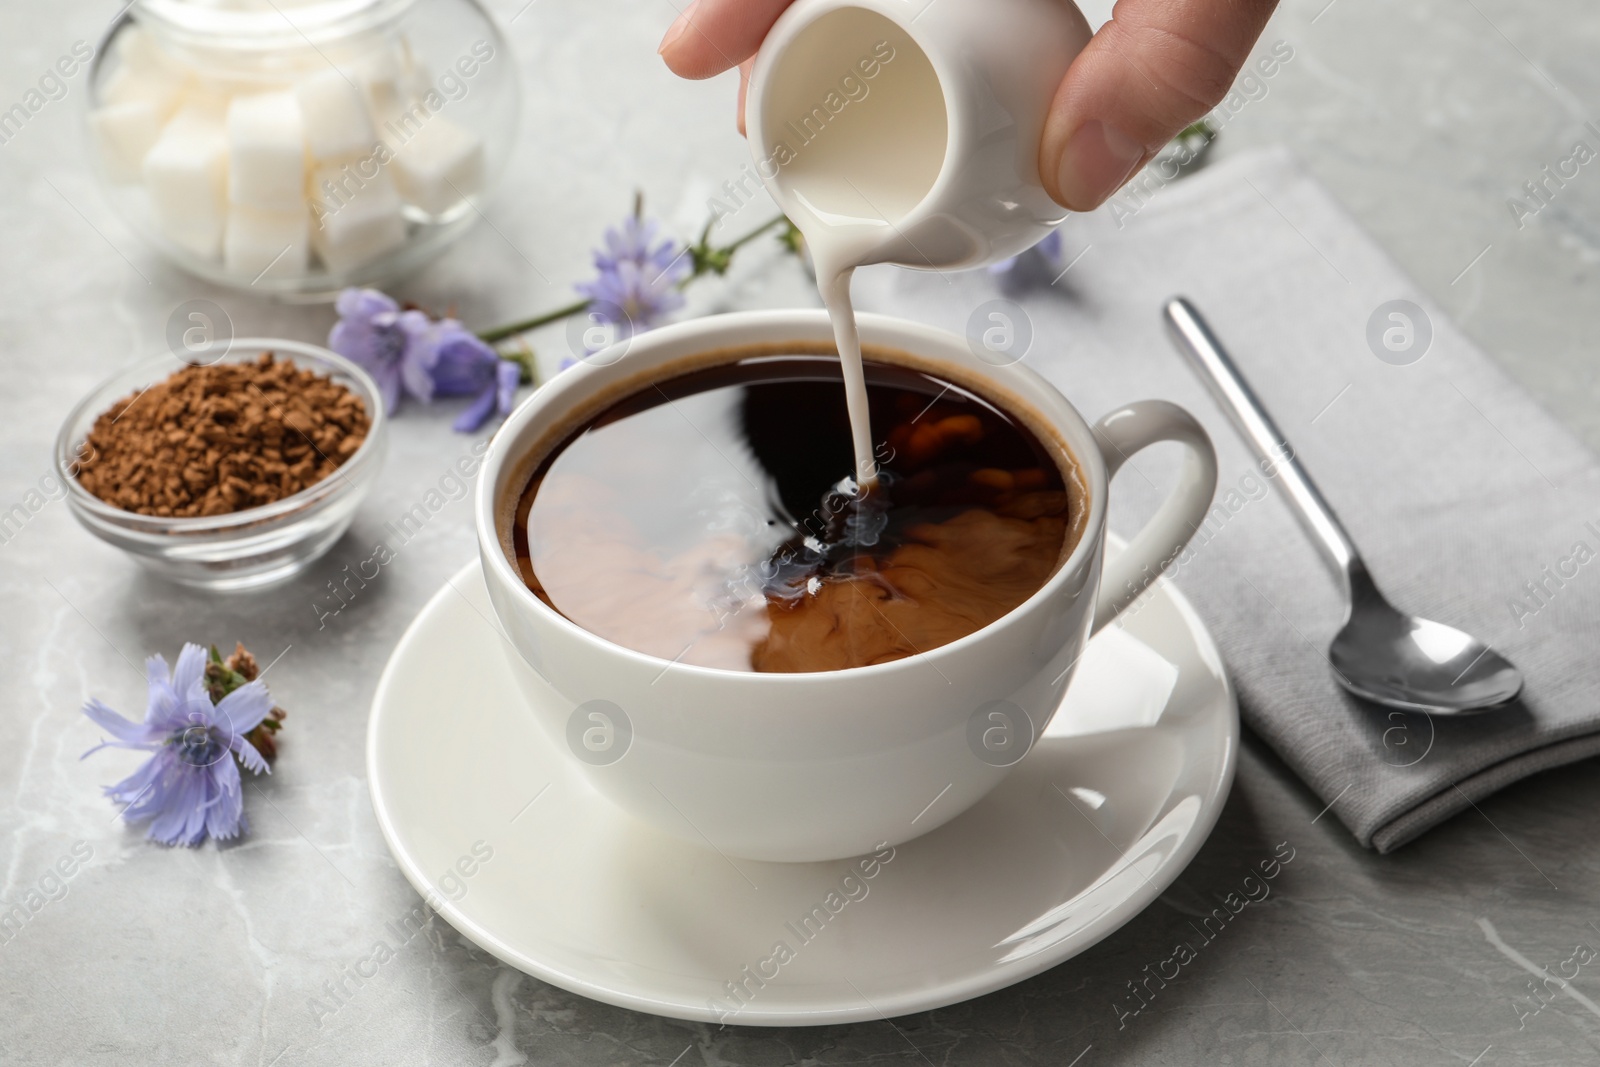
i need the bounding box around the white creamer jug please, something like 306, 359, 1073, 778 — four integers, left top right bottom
746, 0, 1092, 275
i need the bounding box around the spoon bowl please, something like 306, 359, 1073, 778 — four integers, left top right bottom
1329, 573, 1523, 714
1164, 298, 1524, 716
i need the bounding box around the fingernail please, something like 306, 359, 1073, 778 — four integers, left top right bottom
1055, 120, 1145, 210
658, 1, 699, 55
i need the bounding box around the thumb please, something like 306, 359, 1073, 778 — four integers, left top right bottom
1041, 0, 1279, 210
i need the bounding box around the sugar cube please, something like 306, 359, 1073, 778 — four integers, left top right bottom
226, 92, 306, 213
309, 161, 406, 272
353, 45, 407, 128
390, 116, 484, 217
400, 56, 434, 109
398, 37, 431, 102
103, 26, 191, 116
100, 60, 189, 122
224, 204, 310, 278
295, 69, 377, 162
142, 105, 228, 259
89, 100, 164, 183
111, 26, 186, 79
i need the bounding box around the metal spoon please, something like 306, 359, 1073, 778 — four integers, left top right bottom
1162, 297, 1523, 714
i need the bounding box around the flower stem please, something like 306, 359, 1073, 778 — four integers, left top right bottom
476, 298, 592, 345
503, 346, 541, 387
475, 213, 793, 345
720, 213, 788, 257
684, 213, 792, 284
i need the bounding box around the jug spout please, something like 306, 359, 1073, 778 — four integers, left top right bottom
747, 0, 1089, 272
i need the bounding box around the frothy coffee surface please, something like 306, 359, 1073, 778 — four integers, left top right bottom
510, 354, 1083, 673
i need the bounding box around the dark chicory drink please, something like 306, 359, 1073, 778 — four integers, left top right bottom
506, 349, 1087, 673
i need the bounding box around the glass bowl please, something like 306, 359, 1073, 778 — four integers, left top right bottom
83, 0, 520, 300
56, 339, 387, 590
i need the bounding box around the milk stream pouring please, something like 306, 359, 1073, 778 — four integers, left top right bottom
746, 0, 1093, 486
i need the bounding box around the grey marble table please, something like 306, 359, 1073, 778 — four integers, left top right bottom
3, 1, 1598, 1064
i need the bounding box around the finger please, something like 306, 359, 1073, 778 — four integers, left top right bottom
659, 0, 797, 80
736, 58, 755, 136
1040, 0, 1279, 209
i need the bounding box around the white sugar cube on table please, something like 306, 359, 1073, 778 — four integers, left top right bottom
309, 162, 406, 272
142, 104, 228, 259
295, 69, 377, 161
224, 205, 310, 278
226, 92, 307, 213
391, 117, 484, 216
89, 101, 164, 183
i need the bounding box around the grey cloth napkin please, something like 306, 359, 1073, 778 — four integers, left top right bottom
848, 147, 1600, 852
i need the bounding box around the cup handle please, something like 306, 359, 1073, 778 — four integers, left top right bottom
1090, 400, 1219, 634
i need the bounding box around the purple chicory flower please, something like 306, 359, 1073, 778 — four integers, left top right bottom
593, 214, 691, 277
988, 230, 1066, 296
329, 288, 439, 412
81, 644, 275, 847
454, 360, 521, 433
427, 320, 497, 395
330, 290, 523, 432
430, 320, 523, 432
575, 215, 692, 340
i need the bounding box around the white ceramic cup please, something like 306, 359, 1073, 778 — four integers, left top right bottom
745, 0, 1092, 271
476, 310, 1217, 863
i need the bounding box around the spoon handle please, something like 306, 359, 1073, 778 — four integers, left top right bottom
1162, 297, 1366, 590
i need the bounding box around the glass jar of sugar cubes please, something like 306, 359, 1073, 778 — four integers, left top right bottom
85, 0, 518, 298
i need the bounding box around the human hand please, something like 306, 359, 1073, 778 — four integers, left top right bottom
658, 0, 1279, 210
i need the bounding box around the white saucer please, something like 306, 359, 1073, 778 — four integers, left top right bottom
367, 552, 1237, 1026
